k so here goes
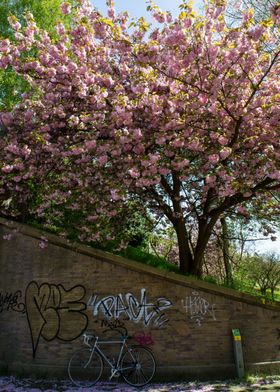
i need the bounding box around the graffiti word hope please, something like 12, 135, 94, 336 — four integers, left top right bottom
183, 291, 216, 326
88, 288, 172, 328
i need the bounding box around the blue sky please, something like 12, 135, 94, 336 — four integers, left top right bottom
91, 0, 205, 21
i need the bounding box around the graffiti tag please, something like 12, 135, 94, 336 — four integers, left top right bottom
99, 318, 128, 337
25, 281, 88, 357
134, 331, 154, 346
182, 291, 216, 326
88, 288, 172, 328
0, 290, 26, 314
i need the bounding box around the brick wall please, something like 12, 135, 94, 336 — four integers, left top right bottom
0, 218, 280, 380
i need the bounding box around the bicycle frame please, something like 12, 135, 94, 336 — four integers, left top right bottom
87, 336, 135, 379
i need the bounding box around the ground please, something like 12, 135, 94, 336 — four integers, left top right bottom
1, 376, 280, 392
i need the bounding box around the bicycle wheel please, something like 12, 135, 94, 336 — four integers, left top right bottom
68, 348, 103, 387
120, 345, 156, 387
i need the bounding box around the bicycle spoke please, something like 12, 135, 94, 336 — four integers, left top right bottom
120, 346, 156, 387
68, 348, 103, 388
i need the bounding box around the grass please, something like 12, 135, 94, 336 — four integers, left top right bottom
117, 246, 180, 273
20, 219, 280, 303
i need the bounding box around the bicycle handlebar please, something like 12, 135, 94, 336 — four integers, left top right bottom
83, 332, 133, 345
83, 333, 96, 346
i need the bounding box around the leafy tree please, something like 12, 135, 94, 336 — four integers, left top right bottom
0, 0, 279, 276
246, 253, 280, 299
149, 226, 179, 265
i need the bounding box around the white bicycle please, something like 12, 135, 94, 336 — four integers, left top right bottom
68, 332, 156, 388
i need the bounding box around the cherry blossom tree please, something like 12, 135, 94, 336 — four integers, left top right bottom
0, 0, 279, 276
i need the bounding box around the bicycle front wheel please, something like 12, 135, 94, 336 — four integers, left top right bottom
68, 348, 103, 387
120, 346, 156, 387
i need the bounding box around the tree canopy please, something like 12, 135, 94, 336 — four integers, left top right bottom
0, 0, 279, 276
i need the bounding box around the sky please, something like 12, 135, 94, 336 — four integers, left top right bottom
91, 0, 205, 21
252, 233, 280, 255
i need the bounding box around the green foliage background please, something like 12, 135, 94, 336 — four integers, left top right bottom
0, 0, 74, 110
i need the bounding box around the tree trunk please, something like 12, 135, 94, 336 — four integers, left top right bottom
192, 215, 220, 277
173, 219, 194, 274
221, 217, 233, 285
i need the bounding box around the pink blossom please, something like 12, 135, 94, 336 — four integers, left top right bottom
0, 112, 13, 127
8, 16, 21, 31
3, 234, 12, 240
87, 215, 98, 222
269, 171, 280, 181
0, 40, 11, 53
108, 7, 116, 19
183, 19, 192, 29
57, 65, 68, 73
152, 12, 166, 23
68, 115, 79, 127
219, 148, 232, 160
249, 26, 264, 41
85, 140, 96, 150
68, 62, 78, 73
98, 155, 108, 165
47, 68, 56, 77
237, 205, 248, 216
208, 154, 220, 164
243, 192, 252, 198
2, 165, 14, 173
128, 168, 140, 178
39, 237, 48, 249
218, 136, 228, 146
6, 144, 19, 155
13, 176, 22, 183
187, 140, 202, 151
110, 190, 122, 201
56, 23, 66, 36
206, 175, 216, 185
199, 95, 208, 105
159, 168, 170, 175
271, 4, 280, 23
61, 2, 71, 15
156, 137, 166, 145
172, 139, 184, 148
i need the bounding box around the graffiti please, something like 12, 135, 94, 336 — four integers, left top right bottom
0, 290, 26, 314
88, 288, 172, 328
97, 318, 128, 337
182, 291, 216, 326
134, 331, 154, 346
25, 281, 88, 357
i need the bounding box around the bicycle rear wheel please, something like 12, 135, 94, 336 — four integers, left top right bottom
68, 348, 103, 387
120, 345, 156, 387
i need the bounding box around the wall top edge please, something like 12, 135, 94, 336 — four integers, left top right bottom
1, 217, 279, 311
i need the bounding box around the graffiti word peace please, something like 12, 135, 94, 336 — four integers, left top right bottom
88, 288, 172, 328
